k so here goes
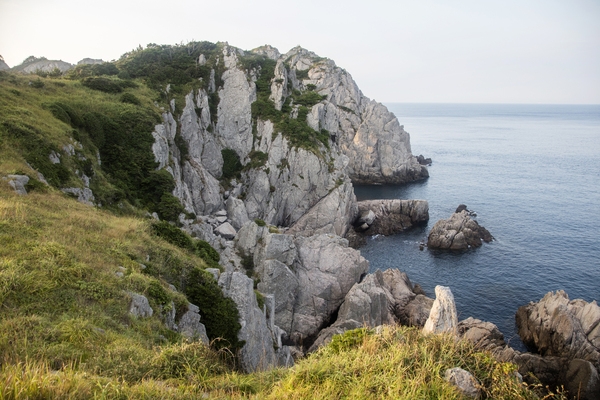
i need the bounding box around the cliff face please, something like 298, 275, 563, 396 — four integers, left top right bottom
152, 44, 428, 228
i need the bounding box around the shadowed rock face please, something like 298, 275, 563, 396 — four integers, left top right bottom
354, 199, 429, 235
427, 210, 493, 250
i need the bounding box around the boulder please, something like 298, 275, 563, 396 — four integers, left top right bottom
214, 222, 236, 240
444, 367, 481, 399
127, 292, 153, 318
6, 174, 29, 195
178, 303, 209, 344
423, 286, 458, 335
416, 154, 432, 166
427, 209, 493, 250
566, 359, 600, 400
226, 197, 250, 230
355, 199, 429, 235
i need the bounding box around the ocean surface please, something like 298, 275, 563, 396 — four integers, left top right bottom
354, 103, 600, 350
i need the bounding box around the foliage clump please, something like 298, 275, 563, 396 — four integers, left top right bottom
221, 148, 243, 180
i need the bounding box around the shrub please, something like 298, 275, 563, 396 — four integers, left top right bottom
194, 240, 220, 268
120, 92, 141, 105
246, 150, 268, 170
221, 148, 242, 179
151, 221, 193, 249
184, 268, 243, 352
254, 219, 266, 227
82, 77, 123, 93
156, 193, 185, 222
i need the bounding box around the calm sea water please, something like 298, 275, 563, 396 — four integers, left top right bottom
354, 103, 600, 350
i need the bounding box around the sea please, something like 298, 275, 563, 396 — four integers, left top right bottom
354, 103, 600, 351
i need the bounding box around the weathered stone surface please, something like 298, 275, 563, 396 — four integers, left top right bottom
444, 367, 481, 399
516, 290, 600, 370
214, 222, 236, 240
6, 174, 29, 195
12, 56, 73, 74
355, 199, 429, 235
309, 268, 434, 352
226, 197, 249, 230
427, 209, 493, 250
218, 271, 277, 372
62, 187, 95, 206
0, 56, 9, 71
287, 181, 358, 237
423, 286, 458, 335
566, 359, 600, 400
178, 303, 209, 344
128, 292, 153, 318
288, 235, 369, 343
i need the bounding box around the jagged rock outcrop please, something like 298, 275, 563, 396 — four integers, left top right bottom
152, 43, 427, 229
218, 271, 292, 372
77, 58, 104, 65
309, 269, 434, 351
354, 199, 429, 235
4, 174, 29, 195
0, 55, 9, 71
459, 315, 600, 400
427, 208, 493, 250
127, 292, 153, 318
12, 56, 73, 74
423, 286, 458, 335
516, 291, 600, 376
176, 303, 210, 344
235, 221, 369, 347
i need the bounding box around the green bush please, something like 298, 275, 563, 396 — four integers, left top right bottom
246, 150, 268, 170
254, 219, 266, 227
156, 193, 184, 222
82, 77, 123, 93
221, 148, 242, 179
184, 268, 243, 352
194, 240, 220, 269
120, 92, 141, 106
151, 221, 193, 250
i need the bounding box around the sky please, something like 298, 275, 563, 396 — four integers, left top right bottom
1, 0, 599, 104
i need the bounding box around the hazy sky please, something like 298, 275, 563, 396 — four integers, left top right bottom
1, 0, 599, 104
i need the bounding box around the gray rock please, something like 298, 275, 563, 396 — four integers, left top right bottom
128, 292, 153, 318
566, 359, 600, 400
215, 222, 236, 240
0, 56, 9, 71
398, 294, 434, 327
205, 268, 221, 281
355, 199, 429, 235
178, 303, 209, 344
6, 175, 29, 195
287, 181, 358, 238
77, 58, 104, 65
61, 187, 95, 206
218, 271, 277, 372
226, 197, 250, 230
423, 286, 458, 335
427, 210, 493, 250
444, 368, 481, 399
49, 151, 61, 164
516, 290, 600, 371
13, 57, 73, 74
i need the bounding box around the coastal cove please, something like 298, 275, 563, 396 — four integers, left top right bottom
356, 103, 600, 351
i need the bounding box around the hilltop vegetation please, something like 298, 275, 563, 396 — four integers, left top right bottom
0, 42, 567, 399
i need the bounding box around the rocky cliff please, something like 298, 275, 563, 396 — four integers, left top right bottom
151, 44, 428, 229
146, 43, 429, 369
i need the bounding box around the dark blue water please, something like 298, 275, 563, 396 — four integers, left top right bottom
355, 103, 600, 350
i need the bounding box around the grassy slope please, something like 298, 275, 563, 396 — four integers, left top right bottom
0, 71, 566, 399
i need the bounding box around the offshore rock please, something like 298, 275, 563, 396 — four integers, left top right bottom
516, 290, 600, 370
459, 316, 600, 399
423, 286, 458, 335
355, 199, 429, 235
427, 209, 493, 250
